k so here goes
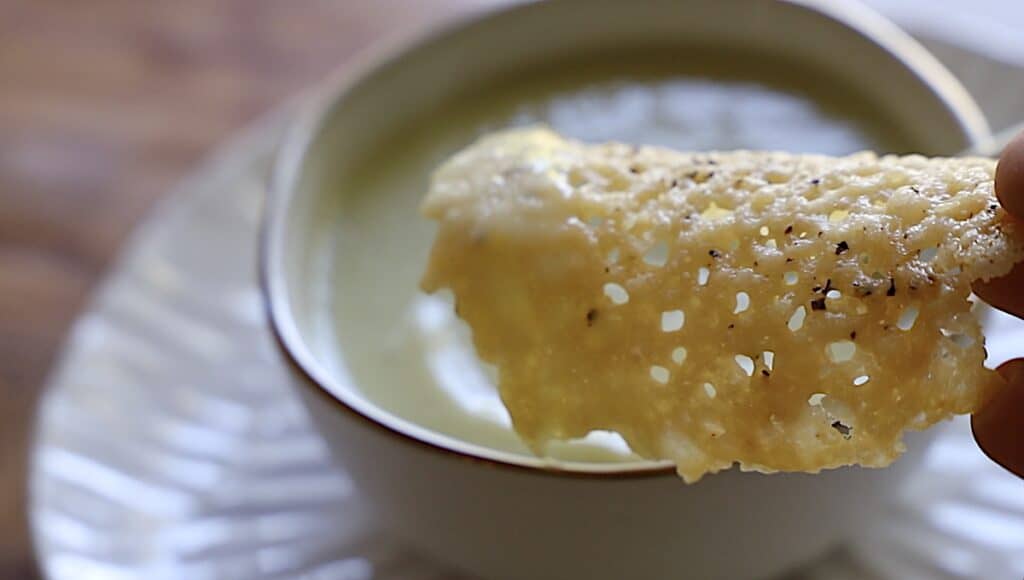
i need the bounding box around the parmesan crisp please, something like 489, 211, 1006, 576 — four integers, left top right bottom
420, 127, 1024, 482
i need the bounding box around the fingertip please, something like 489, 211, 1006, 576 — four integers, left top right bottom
973, 261, 1024, 319
995, 130, 1024, 220
971, 359, 1024, 479
996, 358, 1024, 383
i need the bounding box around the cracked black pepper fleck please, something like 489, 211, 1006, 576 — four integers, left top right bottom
831, 421, 852, 438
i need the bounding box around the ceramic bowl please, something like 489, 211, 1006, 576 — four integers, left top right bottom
263, 1, 988, 578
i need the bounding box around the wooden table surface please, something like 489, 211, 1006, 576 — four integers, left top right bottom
0, 1, 477, 576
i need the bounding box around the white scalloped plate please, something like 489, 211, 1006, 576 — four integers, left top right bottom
29, 38, 1024, 580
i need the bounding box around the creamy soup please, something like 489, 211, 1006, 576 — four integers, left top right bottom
321, 53, 913, 462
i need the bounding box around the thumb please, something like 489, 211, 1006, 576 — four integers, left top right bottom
972, 358, 1024, 478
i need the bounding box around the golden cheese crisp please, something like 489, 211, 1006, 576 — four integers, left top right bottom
420, 127, 1024, 482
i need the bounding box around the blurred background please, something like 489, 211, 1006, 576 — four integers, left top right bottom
1, 1, 1023, 578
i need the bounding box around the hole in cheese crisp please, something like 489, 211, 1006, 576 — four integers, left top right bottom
644, 240, 669, 267
897, 305, 920, 331
650, 366, 670, 385
671, 347, 688, 365
808, 393, 827, 407
920, 247, 938, 262
787, 306, 807, 331
661, 310, 685, 332
420, 127, 1024, 483
604, 283, 629, 305
734, 355, 755, 377
703, 383, 717, 399
734, 292, 750, 314
697, 267, 710, 286
827, 341, 857, 363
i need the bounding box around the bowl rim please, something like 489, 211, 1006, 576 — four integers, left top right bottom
262, 0, 990, 478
